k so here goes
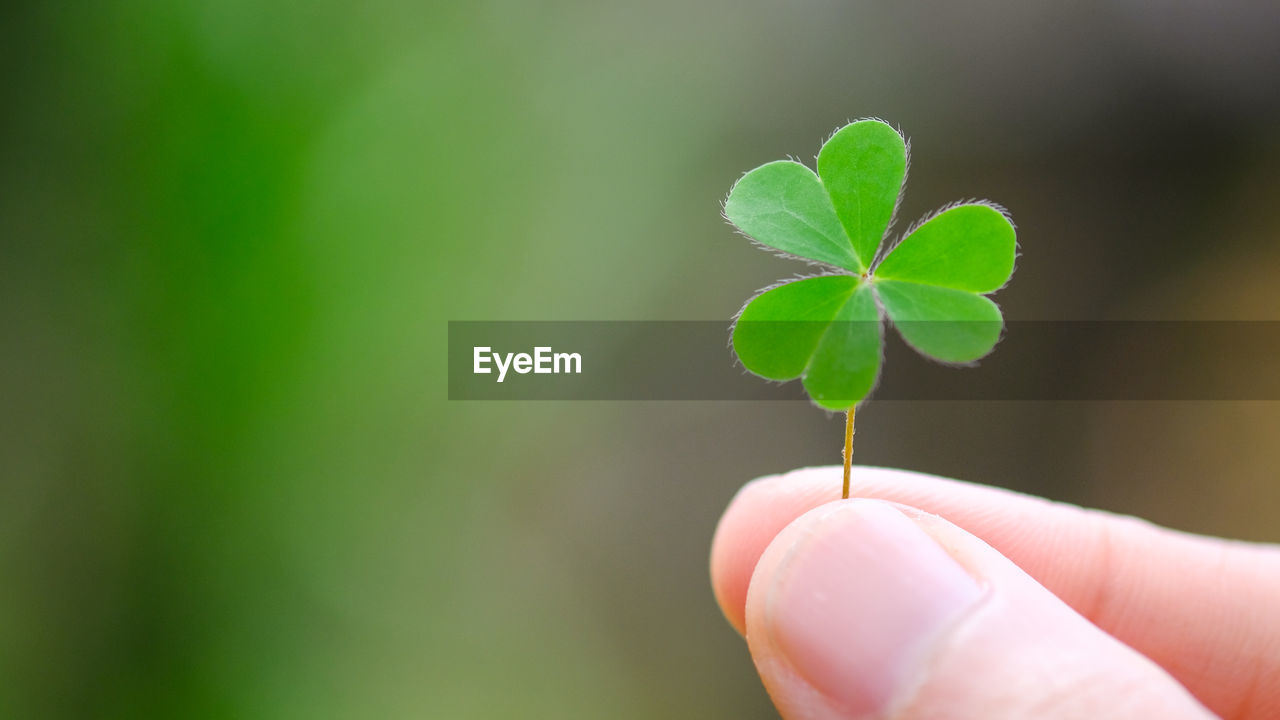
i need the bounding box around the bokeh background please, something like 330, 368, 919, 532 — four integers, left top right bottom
4, 1, 1280, 718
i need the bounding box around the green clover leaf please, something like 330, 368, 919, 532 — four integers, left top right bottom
727, 119, 1016, 410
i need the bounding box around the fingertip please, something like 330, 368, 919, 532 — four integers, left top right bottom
709, 474, 779, 636
710, 468, 842, 635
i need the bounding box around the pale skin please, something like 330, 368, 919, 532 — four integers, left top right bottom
709, 466, 1280, 719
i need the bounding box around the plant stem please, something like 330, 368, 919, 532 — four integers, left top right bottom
842, 407, 855, 500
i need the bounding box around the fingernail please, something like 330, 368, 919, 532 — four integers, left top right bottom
765, 500, 983, 716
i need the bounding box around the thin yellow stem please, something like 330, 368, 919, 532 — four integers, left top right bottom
842, 407, 855, 500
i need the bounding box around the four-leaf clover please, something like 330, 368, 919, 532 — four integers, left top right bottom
727, 119, 1016, 410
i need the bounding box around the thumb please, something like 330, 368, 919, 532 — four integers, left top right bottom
745, 499, 1215, 719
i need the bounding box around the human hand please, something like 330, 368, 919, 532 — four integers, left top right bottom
709, 467, 1280, 719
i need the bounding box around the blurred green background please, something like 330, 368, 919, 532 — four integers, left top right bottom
3, 1, 1280, 718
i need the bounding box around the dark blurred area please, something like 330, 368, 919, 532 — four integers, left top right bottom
3, 1, 1279, 718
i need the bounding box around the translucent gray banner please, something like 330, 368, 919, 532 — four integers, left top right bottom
448, 321, 1280, 401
